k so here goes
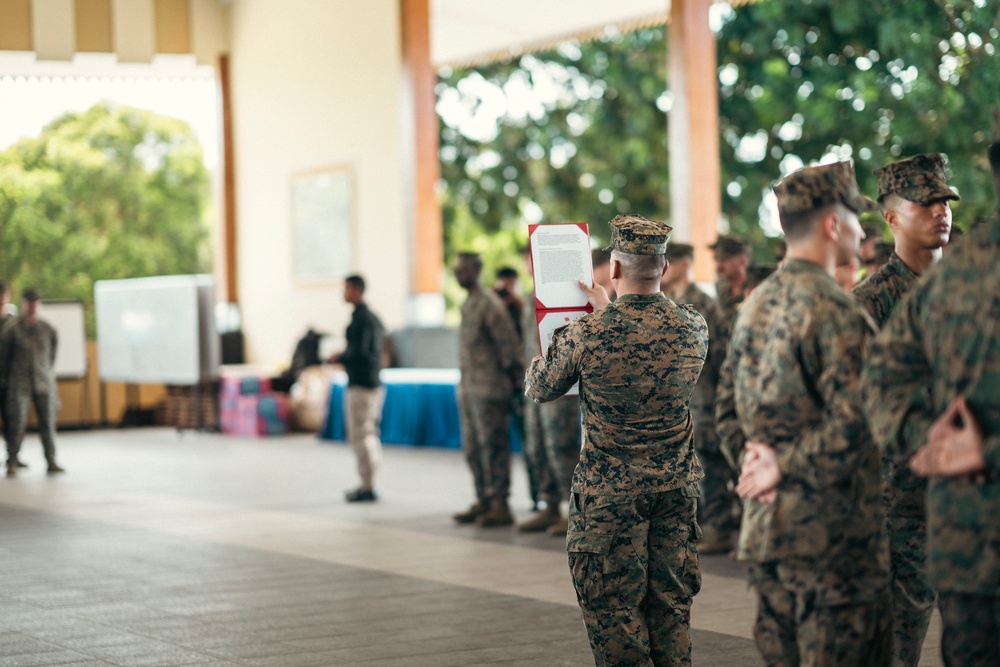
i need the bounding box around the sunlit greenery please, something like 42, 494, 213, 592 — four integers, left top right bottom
437, 0, 999, 305
0, 102, 212, 335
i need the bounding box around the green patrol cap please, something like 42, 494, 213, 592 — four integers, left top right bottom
874, 153, 960, 205
664, 242, 694, 261
773, 160, 878, 217
602, 214, 672, 255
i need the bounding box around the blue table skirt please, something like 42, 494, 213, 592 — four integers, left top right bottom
321, 368, 521, 451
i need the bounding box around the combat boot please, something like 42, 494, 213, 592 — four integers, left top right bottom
546, 515, 569, 536
453, 501, 487, 524
479, 499, 514, 527
517, 505, 560, 532
6, 462, 18, 478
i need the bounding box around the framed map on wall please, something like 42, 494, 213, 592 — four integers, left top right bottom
291, 166, 354, 285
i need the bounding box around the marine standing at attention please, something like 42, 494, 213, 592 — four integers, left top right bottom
851, 152, 958, 667
715, 161, 890, 665
863, 124, 1000, 667
661, 242, 734, 555
453, 252, 524, 527
526, 215, 708, 667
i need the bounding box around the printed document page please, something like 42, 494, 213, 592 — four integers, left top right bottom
530, 224, 593, 309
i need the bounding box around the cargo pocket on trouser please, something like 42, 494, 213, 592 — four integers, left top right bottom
679, 484, 703, 598
567, 493, 614, 611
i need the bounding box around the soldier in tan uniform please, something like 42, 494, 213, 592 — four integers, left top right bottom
661, 242, 735, 554
852, 153, 959, 667
863, 126, 1000, 667
526, 215, 708, 667
453, 253, 524, 527
2, 289, 64, 477
716, 162, 890, 665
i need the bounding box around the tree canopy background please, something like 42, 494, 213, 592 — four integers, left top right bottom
437, 0, 999, 303
0, 102, 212, 334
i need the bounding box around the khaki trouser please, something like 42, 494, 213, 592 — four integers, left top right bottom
345, 386, 384, 489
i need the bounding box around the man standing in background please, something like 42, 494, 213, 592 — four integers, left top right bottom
2, 289, 64, 477
709, 235, 750, 327
661, 242, 734, 554
852, 153, 957, 666
453, 252, 524, 527
330, 275, 385, 503
716, 162, 889, 664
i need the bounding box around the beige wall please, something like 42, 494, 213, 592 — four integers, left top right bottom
229, 0, 409, 369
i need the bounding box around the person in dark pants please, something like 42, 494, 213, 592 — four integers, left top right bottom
330, 275, 385, 502
2, 289, 64, 477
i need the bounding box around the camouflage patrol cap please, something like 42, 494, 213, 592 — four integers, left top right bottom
664, 242, 695, 261
874, 153, 960, 205
602, 214, 672, 255
708, 235, 750, 259
773, 160, 877, 217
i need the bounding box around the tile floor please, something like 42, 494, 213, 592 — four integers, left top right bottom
0, 428, 941, 666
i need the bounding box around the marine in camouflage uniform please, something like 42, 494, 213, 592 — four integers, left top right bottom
1, 290, 64, 476
519, 303, 581, 533
710, 235, 750, 339
716, 162, 890, 665
454, 253, 524, 527
663, 242, 735, 553
863, 135, 1000, 667
526, 215, 708, 667
852, 152, 959, 667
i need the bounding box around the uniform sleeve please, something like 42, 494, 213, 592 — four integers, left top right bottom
714, 350, 744, 472
50, 323, 58, 366
484, 299, 524, 380
775, 313, 875, 488
861, 287, 935, 461
524, 326, 580, 402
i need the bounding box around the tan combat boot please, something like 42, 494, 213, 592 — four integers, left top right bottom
479, 499, 514, 527
453, 501, 487, 524
517, 505, 560, 532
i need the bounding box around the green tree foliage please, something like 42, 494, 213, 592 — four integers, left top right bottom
718, 0, 1000, 245
438, 0, 1000, 271
0, 102, 212, 334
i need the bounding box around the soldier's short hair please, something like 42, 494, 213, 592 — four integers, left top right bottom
22, 288, 41, 302
611, 250, 666, 282
496, 266, 518, 280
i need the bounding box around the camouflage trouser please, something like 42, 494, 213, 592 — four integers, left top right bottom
693, 415, 739, 531
937, 592, 1000, 667
458, 393, 511, 504
567, 485, 701, 667
6, 389, 58, 465
887, 513, 934, 667
522, 397, 554, 506
750, 561, 891, 667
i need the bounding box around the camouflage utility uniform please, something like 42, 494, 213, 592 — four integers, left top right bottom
863, 216, 1000, 667
717, 258, 890, 665
521, 306, 580, 516
853, 152, 960, 667
525, 213, 709, 667
676, 283, 735, 538
458, 288, 523, 510
1, 316, 59, 467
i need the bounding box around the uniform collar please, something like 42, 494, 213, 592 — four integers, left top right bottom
613, 292, 669, 304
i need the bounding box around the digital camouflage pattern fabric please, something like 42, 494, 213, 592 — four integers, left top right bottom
852, 250, 932, 667
458, 289, 523, 400
677, 282, 736, 533
715, 258, 889, 660
567, 487, 701, 667
863, 217, 1000, 596
525, 292, 708, 496
874, 152, 960, 205
936, 593, 1000, 666
852, 252, 919, 330
772, 160, 878, 217
526, 290, 707, 667
715, 259, 886, 585
602, 214, 672, 255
